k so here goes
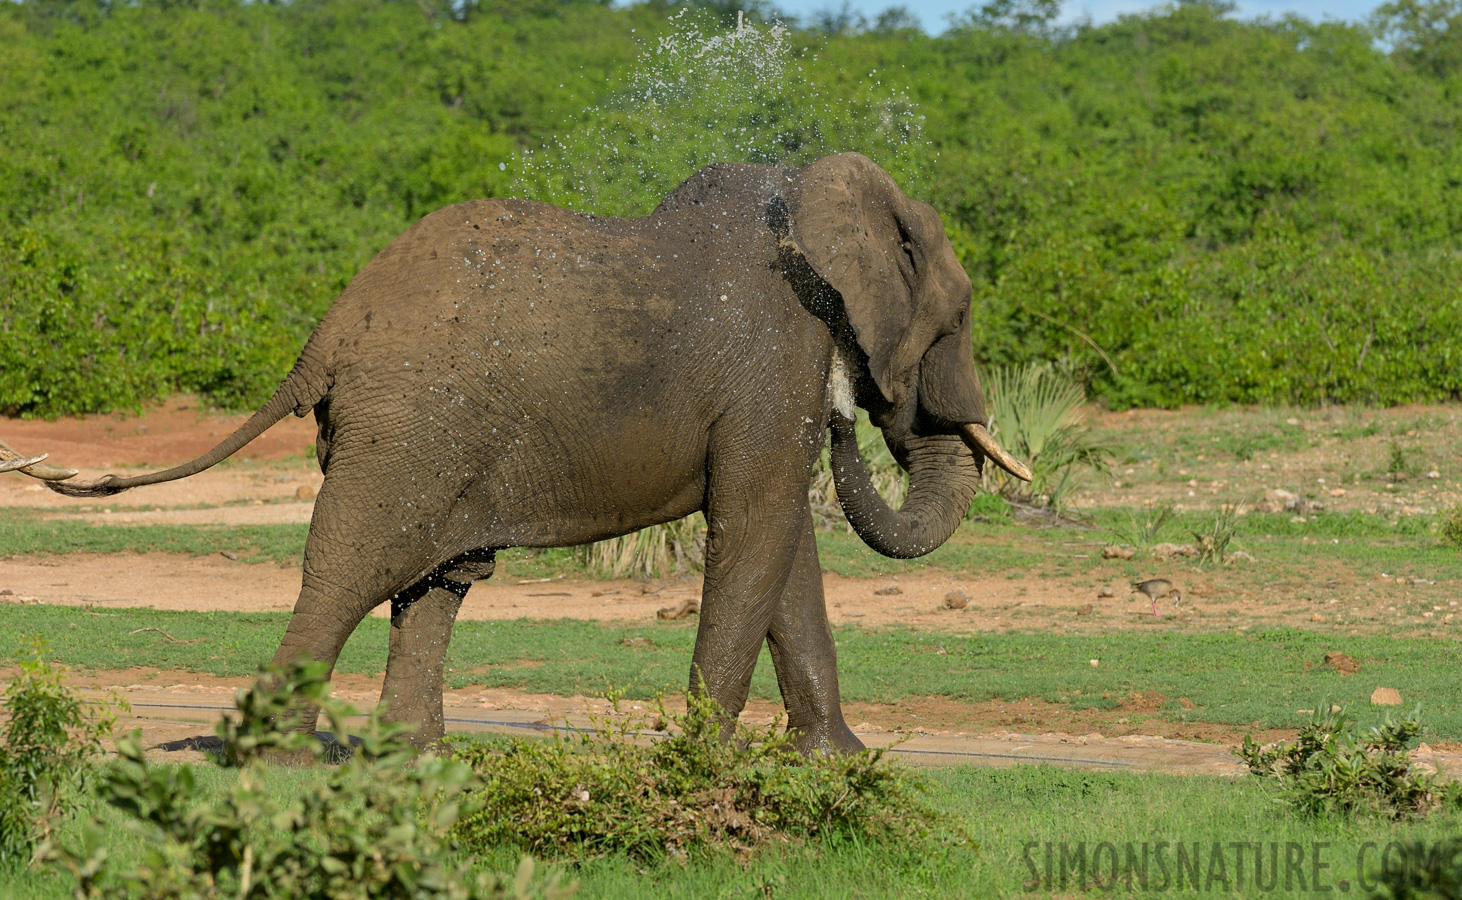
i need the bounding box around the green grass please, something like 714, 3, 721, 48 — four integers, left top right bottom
0, 509, 310, 565
5, 505, 1454, 583
5, 606, 1462, 738
4, 762, 1460, 898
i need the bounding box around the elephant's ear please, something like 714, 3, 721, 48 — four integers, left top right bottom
788, 153, 954, 407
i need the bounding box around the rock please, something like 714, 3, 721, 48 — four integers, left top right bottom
1428, 470, 1441, 479
1324, 652, 1361, 675
1089, 659, 1100, 667
873, 585, 902, 596
1076, 603, 1093, 617
1370, 687, 1403, 707
1102, 545, 1135, 560
1150, 542, 1198, 560
656, 598, 701, 621
1097, 586, 1115, 598
0, 589, 11, 596
1285, 497, 1324, 515
942, 591, 969, 610
1329, 488, 1347, 497
1310, 613, 1325, 622
295, 485, 316, 500
219, 551, 239, 561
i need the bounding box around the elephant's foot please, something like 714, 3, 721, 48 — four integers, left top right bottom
379, 695, 447, 750
788, 719, 866, 756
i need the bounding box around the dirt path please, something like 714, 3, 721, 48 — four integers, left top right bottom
47, 670, 1462, 777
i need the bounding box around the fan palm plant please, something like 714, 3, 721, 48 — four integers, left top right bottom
980, 362, 1111, 509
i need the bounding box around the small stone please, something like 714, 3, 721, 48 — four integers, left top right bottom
1097, 586, 1115, 598
0, 589, 11, 596
1286, 417, 1300, 425
295, 485, 316, 500
942, 591, 969, 610
1102, 545, 1134, 560
1089, 659, 1100, 667
1076, 603, 1093, 616
656, 598, 700, 621
1370, 687, 1403, 706
1151, 542, 1198, 559
220, 551, 239, 561
1310, 613, 1325, 622
1329, 488, 1346, 497
873, 585, 902, 596
1428, 470, 1441, 479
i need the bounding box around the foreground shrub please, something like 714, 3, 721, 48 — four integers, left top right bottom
451, 691, 936, 862
40, 659, 572, 900
1366, 836, 1462, 900
0, 638, 113, 867
1237, 707, 1462, 820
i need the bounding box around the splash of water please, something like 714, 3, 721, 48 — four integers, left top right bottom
514, 9, 926, 216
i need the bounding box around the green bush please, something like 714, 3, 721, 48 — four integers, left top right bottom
0, 637, 113, 867
1439, 505, 1462, 548
451, 691, 937, 861
5, 1, 1462, 414
1366, 836, 1462, 900
39, 659, 573, 900
1237, 707, 1462, 820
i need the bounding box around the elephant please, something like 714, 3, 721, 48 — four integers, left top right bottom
4, 153, 1029, 754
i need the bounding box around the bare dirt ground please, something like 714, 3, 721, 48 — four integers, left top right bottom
5, 397, 1462, 770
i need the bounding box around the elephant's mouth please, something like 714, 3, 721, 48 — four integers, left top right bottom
960, 423, 1032, 482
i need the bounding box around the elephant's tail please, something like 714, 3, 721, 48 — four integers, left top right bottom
41, 354, 330, 499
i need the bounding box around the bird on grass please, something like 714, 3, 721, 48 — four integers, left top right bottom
1133, 578, 1180, 617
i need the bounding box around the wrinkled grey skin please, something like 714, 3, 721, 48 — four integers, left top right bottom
26, 154, 999, 754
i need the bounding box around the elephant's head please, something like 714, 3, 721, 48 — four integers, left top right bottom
783, 153, 1030, 559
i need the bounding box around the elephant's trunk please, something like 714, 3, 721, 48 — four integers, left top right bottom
829, 415, 982, 559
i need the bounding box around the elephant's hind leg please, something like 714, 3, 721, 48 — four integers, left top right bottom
380, 549, 496, 748
267, 474, 469, 735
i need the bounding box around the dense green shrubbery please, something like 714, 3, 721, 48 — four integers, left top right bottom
452, 691, 936, 861
0, 638, 113, 867
4, 0, 1462, 414
41, 659, 574, 899
1238, 707, 1462, 820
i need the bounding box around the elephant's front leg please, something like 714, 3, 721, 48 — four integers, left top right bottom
766, 521, 864, 754
689, 488, 807, 729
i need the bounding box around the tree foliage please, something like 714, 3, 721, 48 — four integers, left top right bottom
2, 0, 1462, 414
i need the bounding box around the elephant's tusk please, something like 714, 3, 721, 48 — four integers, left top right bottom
0, 439, 79, 481
960, 423, 1033, 483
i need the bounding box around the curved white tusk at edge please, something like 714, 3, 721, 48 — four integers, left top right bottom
960, 423, 1033, 483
